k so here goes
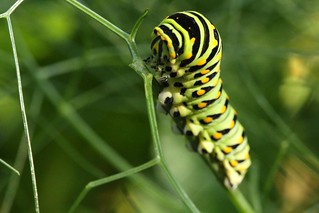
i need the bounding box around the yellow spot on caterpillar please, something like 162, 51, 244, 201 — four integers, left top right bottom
213, 132, 222, 140
185, 53, 192, 59
170, 52, 176, 59
221, 105, 227, 113
203, 117, 213, 123
230, 160, 238, 167
213, 39, 218, 47
215, 91, 221, 99
201, 77, 210, 84
245, 153, 250, 160
229, 120, 235, 128
223, 147, 232, 154
239, 136, 244, 144
197, 59, 206, 66
217, 51, 222, 60
201, 69, 209, 75
198, 102, 207, 109
190, 37, 196, 44
197, 89, 206, 96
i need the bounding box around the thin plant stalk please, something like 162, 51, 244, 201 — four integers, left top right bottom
6, 16, 40, 213
0, 0, 24, 18
228, 189, 255, 213
1, 136, 28, 213
141, 73, 200, 213
0, 159, 20, 176
68, 159, 160, 213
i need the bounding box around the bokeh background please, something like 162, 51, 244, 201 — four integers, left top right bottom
1, 0, 319, 212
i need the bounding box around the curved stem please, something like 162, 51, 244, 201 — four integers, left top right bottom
69, 158, 159, 213
66, 0, 129, 41
129, 9, 149, 60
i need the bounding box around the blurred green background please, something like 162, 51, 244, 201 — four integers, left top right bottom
1, 0, 319, 212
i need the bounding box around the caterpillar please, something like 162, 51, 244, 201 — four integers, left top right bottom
145, 11, 251, 189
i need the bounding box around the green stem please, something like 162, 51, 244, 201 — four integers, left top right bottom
69, 159, 159, 213
66, 0, 129, 41
142, 72, 200, 212
129, 9, 149, 60
7, 16, 40, 213
0, 136, 28, 213
228, 189, 255, 213
141, 73, 163, 160
0, 0, 24, 18
0, 159, 20, 176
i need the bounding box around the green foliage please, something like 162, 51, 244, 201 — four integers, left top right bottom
1, 0, 319, 212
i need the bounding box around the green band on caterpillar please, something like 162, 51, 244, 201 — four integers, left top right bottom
146, 11, 251, 189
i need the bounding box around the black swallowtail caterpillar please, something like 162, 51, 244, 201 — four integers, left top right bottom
145, 11, 251, 189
